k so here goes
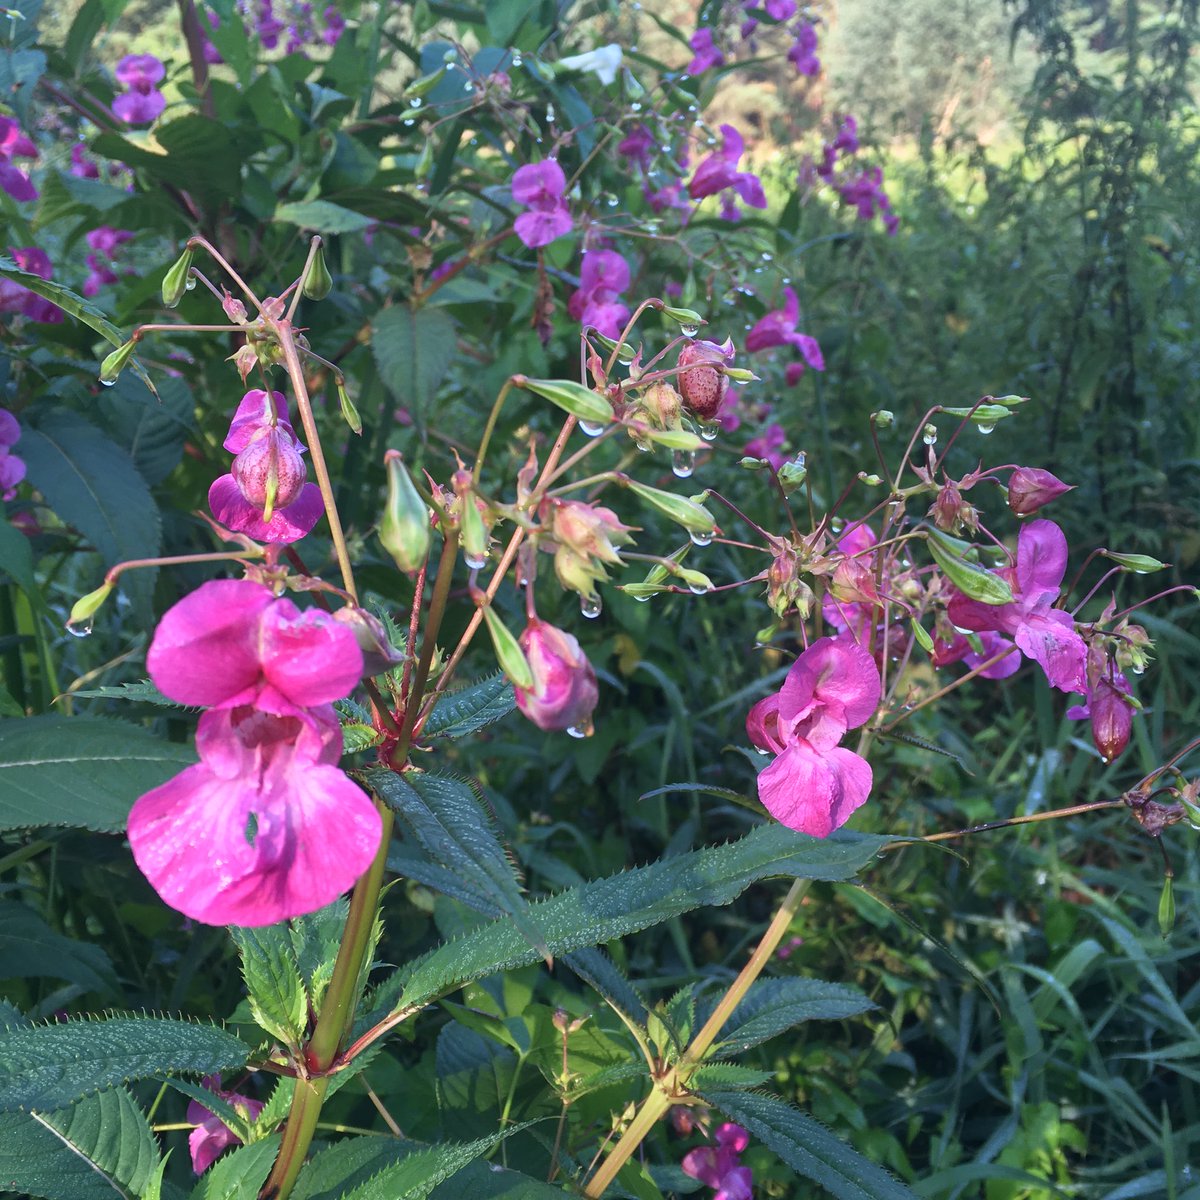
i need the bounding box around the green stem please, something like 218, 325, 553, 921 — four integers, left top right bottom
260, 1077, 330, 1200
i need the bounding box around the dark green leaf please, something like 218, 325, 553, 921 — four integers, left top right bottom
192, 1135, 280, 1200
703, 977, 875, 1054
423, 674, 515, 738
371, 305, 457, 421
0, 518, 37, 596
0, 900, 118, 994
689, 1063, 774, 1090
100, 375, 194, 486
275, 199, 377, 233
230, 926, 307, 1046
70, 681, 181, 708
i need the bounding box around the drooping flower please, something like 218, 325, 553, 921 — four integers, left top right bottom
83, 226, 134, 297
0, 116, 38, 202
568, 249, 631, 339
1007, 466, 1074, 516
947, 519, 1088, 693
687, 125, 767, 219
617, 124, 654, 171
514, 618, 599, 733
788, 22, 820, 75
113, 54, 167, 124
682, 1122, 754, 1200
0, 247, 63, 323
1067, 642, 1136, 762
0, 408, 25, 500
542, 497, 634, 603
511, 160, 573, 249
745, 286, 825, 382
747, 637, 881, 837
687, 28, 725, 74
187, 1076, 264, 1173
128, 701, 381, 926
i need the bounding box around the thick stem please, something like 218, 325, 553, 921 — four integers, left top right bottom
260, 1077, 330, 1200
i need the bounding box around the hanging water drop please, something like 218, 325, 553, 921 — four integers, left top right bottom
633, 436, 652, 453
672, 449, 695, 478
546, 103, 556, 123
566, 720, 593, 738
184, 274, 197, 291
922, 424, 938, 446
977, 422, 996, 435
66, 615, 95, 638
688, 578, 710, 595
579, 419, 605, 437
633, 592, 652, 603
699, 420, 720, 442
761, 252, 773, 263
679, 323, 699, 338
581, 593, 602, 619
403, 118, 415, 127
630, 101, 642, 112
511, 51, 523, 66
463, 551, 488, 570
689, 528, 714, 547
410, 97, 423, 108
98, 377, 116, 388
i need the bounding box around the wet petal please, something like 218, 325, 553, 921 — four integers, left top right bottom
259, 600, 364, 707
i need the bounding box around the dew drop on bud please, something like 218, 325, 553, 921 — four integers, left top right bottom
977, 422, 996, 435
580, 594, 602, 619
463, 551, 488, 570
688, 579, 710, 595
98, 377, 116, 388
922, 425, 938, 446
66, 616, 95, 638
633, 592, 652, 603
699, 421, 720, 442
689, 528, 714, 547
679, 323, 699, 338
184, 275, 197, 291
566, 720, 593, 739
634, 436, 652, 452
579, 419, 605, 437
671, 449, 695, 478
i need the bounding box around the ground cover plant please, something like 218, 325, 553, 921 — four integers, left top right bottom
1, 1, 1198, 1198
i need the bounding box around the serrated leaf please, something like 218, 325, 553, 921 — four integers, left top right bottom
0, 1086, 161, 1200
230, 926, 307, 1047
275, 199, 376, 233
70, 681, 180, 707
689, 1063, 774, 1090
191, 1135, 280, 1200
704, 1090, 917, 1200
100, 375, 194, 487
380, 826, 887, 1018
423, 674, 515, 738
371, 305, 457, 422
20, 409, 161, 617
0, 1016, 251, 1113
704, 977, 876, 1054
0, 715, 196, 832
0, 899, 118, 994
288, 898, 348, 1012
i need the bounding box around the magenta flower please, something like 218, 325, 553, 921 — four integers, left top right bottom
146, 579, 364, 711
321, 6, 346, 45
83, 226, 134, 297
947, 519, 1088, 693
70, 143, 100, 179
745, 287, 825, 382
568, 249, 631, 339
832, 114, 859, 154
746, 637, 880, 837
515, 619, 599, 734
0, 247, 63, 323
511, 160, 573, 249
687, 125, 767, 215
113, 54, 167, 124
1007, 466, 1074, 516
745, 422, 788, 470
0, 408, 25, 500
188, 1076, 264, 1173
788, 22, 820, 75
931, 629, 1021, 680
687, 27, 725, 74
617, 124, 654, 170
677, 337, 736, 421
0, 116, 38, 202
764, 0, 798, 18
682, 1123, 754, 1200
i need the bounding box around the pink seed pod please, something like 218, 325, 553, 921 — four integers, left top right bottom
677, 338, 734, 420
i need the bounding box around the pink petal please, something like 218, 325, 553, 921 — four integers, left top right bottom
512, 159, 566, 204
732, 170, 767, 208
208, 476, 323, 544
189, 1117, 238, 1174
514, 206, 573, 248
756, 740, 843, 837
822, 746, 874, 829
718, 123, 745, 162
1015, 519, 1068, 600
715, 1123, 749, 1153
147, 579, 274, 707
746, 693, 784, 753
258, 599, 364, 707
1014, 610, 1088, 693
779, 636, 880, 731
224, 390, 297, 454
682, 1146, 722, 1188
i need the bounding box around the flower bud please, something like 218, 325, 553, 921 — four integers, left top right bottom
1007, 467, 1074, 516
231, 428, 308, 520
1089, 676, 1134, 762
99, 339, 137, 385
301, 244, 333, 301
161, 247, 194, 308
515, 376, 613, 427
625, 480, 716, 537
482, 607, 534, 690
928, 481, 979, 534
515, 618, 599, 734
337, 377, 362, 435
641, 382, 683, 429
676, 338, 734, 420
222, 290, 248, 324
66, 582, 114, 635
332, 607, 405, 677
379, 450, 431, 573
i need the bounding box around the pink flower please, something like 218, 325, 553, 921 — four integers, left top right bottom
115, 53, 165, 89
515, 619, 599, 733
70, 143, 100, 179
688, 125, 767, 213
832, 114, 859, 154
187, 1076, 264, 1173
128, 701, 381, 926
745, 287, 825, 381
931, 630, 1021, 680
687, 28, 725, 74
0, 407, 25, 500
146, 579, 364, 711
682, 1123, 754, 1200
947, 519, 1088, 693
617, 124, 654, 170
0, 116, 37, 202
113, 54, 167, 125
745, 422, 787, 470
788, 22, 820, 75
82, 226, 134, 296
511, 160, 573, 248
1007, 466, 1074, 516
0, 247, 63, 323
1067, 645, 1135, 762
764, 0, 798, 18
568, 249, 631, 339
747, 637, 880, 837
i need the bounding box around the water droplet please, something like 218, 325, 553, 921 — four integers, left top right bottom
579, 419, 605, 437
688, 578, 710, 595
403, 118, 415, 127
184, 274, 197, 291
977, 422, 996, 435
633, 436, 652, 453
633, 592, 651, 603
511, 51, 523, 66
464, 81, 473, 92
791, 451, 807, 470
411, 97, 423, 108
699, 421, 720, 442
464, 551, 488, 570
630, 101, 642, 112
679, 323, 699, 338
66, 615, 94, 637
922, 428, 938, 446
672, 449, 695, 478
581, 594, 602, 619
567, 720, 593, 738
98, 377, 116, 387
546, 103, 556, 123
689, 529, 714, 547
761, 252, 773, 262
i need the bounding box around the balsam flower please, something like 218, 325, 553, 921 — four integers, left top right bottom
947, 519, 1088, 693
0, 116, 38, 202
113, 54, 167, 124
568, 249, 630, 339
747, 637, 880, 837
188, 1076, 264, 1173
677, 337, 736, 420
745, 422, 788, 470
1007, 466, 1074, 516
515, 619, 599, 733
788, 22, 820, 75
687, 125, 767, 216
0, 408, 25, 499
745, 287, 825, 381
83, 226, 134, 296
0, 247, 63, 323
511, 160, 573, 249
682, 1122, 754, 1200
687, 28, 725, 74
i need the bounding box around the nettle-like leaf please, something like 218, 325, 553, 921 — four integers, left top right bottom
700, 977, 877, 1055
230, 926, 308, 1048
100, 374, 195, 487
0, 715, 196, 833
289, 898, 350, 1012
189, 1134, 280, 1200
369, 826, 887, 1021
689, 1063, 774, 1091
0, 1086, 162, 1200
70, 680, 182, 708
371, 304, 457, 424
704, 1090, 917, 1200
422, 673, 515, 739
0, 1015, 251, 1113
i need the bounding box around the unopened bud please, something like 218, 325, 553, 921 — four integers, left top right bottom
514, 618, 598, 733
404, 65, 447, 97
1007, 467, 1074, 516
676, 338, 734, 420
379, 450, 432, 573
161, 247, 194, 308
872, 410, 895, 428
641, 382, 683, 428
222, 291, 248, 324
662, 304, 705, 328
776, 454, 808, 494
1089, 676, 1134, 762
482, 606, 534, 691
337, 378, 362, 435
99, 339, 137, 385
332, 607, 405, 677
515, 376, 613, 427
66, 582, 113, 633
301, 244, 333, 301
625, 480, 716, 537
414, 139, 435, 178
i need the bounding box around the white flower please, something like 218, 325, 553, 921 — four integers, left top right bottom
557, 43, 623, 86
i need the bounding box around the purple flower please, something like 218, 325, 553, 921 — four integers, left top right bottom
1007, 466, 1074, 516
1068, 666, 1135, 762
188, 1076, 264, 1173
788, 22, 820, 75
745, 422, 788, 470
682, 1123, 754, 1200
931, 629, 1021, 680
688, 124, 767, 212
568, 249, 631, 339
113, 53, 167, 124
832, 114, 859, 154
0, 408, 26, 500
765, 0, 798, 17
82, 226, 134, 297
70, 143, 100, 179
745, 287, 825, 379
511, 160, 573, 248
0, 247, 63, 323
515, 619, 599, 733
947, 519, 1088, 693
0, 117, 38, 202
687, 27, 726, 74
617, 124, 655, 171
321, 5, 345, 45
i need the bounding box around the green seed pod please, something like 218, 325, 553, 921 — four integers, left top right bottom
66, 582, 114, 634
302, 245, 333, 301
161, 247, 194, 309
337, 377, 362, 435
482, 606, 534, 690
625, 480, 717, 537
514, 376, 613, 427
379, 451, 431, 574
99, 339, 137, 385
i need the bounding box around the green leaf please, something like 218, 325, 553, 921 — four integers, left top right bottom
423, 673, 515, 739
192, 1135, 280, 1200
371, 305, 457, 422
0, 899, 118, 994
0, 715, 196, 832
0, 517, 37, 596
70, 680, 180, 707
689, 1063, 774, 1090
704, 1090, 917, 1200
428, 1160, 574, 1199
230, 926, 307, 1047
379, 826, 887, 1018
925, 528, 1014, 606
20, 409, 162, 617
0, 1015, 251, 1113
0, 1086, 161, 1200
100, 375, 194, 487
275, 199, 377, 233
288, 899, 348, 1012
703, 978, 875, 1054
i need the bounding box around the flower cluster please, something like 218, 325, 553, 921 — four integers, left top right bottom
83, 226, 134, 297
682, 1122, 754, 1200
688, 125, 767, 222
748, 637, 881, 837
511, 160, 573, 249
0, 117, 37, 202
188, 1075, 263, 1173
568, 249, 630, 339
0, 409, 26, 500
815, 116, 898, 234
0, 247, 62, 324
240, 0, 346, 54
128, 578, 380, 926
208, 389, 323, 543
113, 54, 166, 125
